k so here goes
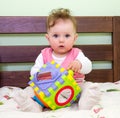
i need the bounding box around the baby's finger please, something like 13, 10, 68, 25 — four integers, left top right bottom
67, 63, 72, 70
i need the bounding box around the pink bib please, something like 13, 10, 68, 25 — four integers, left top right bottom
42, 48, 85, 81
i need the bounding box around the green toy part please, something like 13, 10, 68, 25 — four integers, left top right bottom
28, 60, 81, 110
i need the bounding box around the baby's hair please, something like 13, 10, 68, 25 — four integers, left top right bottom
46, 8, 77, 32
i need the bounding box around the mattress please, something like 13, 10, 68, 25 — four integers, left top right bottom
0, 81, 120, 118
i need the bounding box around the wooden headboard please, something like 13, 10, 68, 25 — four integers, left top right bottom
0, 16, 120, 88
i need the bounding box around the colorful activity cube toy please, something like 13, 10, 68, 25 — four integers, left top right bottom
28, 60, 81, 110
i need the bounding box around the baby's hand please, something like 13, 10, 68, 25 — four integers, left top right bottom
67, 60, 82, 73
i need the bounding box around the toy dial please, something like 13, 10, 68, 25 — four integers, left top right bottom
55, 86, 74, 106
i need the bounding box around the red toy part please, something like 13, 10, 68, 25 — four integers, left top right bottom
55, 86, 74, 106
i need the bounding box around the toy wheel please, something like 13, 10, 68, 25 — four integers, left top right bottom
55, 86, 74, 106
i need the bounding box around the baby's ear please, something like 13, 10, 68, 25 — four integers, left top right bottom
45, 34, 51, 42
45, 34, 49, 40
74, 33, 78, 41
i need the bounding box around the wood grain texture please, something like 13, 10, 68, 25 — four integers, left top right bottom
0, 16, 112, 33
0, 69, 113, 87
0, 16, 120, 87
0, 16, 46, 33
0, 45, 112, 63
113, 17, 120, 81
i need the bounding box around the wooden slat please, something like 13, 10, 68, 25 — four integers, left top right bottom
0, 69, 113, 88
0, 45, 113, 63
113, 17, 120, 81
0, 71, 29, 88
0, 16, 46, 33
86, 69, 113, 82
76, 17, 113, 32
0, 46, 48, 63
75, 45, 113, 61
0, 16, 112, 33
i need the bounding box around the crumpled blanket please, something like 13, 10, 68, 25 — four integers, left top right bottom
0, 81, 120, 118
91, 80, 120, 118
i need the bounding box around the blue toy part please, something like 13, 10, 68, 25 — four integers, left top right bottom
28, 60, 81, 110
32, 96, 45, 107
29, 61, 68, 96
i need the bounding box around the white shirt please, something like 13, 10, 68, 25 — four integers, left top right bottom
30, 51, 92, 76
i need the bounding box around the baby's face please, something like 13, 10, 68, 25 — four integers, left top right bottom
46, 19, 78, 57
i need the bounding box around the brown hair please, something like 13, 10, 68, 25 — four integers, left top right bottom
46, 8, 77, 32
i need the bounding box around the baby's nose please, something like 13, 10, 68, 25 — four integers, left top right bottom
59, 37, 64, 42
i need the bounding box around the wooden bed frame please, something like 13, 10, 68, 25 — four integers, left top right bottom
0, 16, 120, 88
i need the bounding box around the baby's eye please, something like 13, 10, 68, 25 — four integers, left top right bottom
53, 34, 58, 38
65, 34, 70, 38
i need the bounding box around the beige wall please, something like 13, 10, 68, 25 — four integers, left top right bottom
0, 0, 120, 16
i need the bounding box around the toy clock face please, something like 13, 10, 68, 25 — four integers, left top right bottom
55, 86, 74, 106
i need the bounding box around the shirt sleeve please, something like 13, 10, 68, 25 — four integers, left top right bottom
30, 53, 44, 76
76, 52, 92, 74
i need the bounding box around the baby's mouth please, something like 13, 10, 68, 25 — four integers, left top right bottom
59, 45, 64, 48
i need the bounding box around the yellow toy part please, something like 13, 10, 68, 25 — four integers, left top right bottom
28, 60, 81, 110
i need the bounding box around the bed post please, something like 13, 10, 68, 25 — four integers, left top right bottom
113, 16, 120, 82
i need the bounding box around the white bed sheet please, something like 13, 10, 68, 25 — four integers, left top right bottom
0, 81, 120, 118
